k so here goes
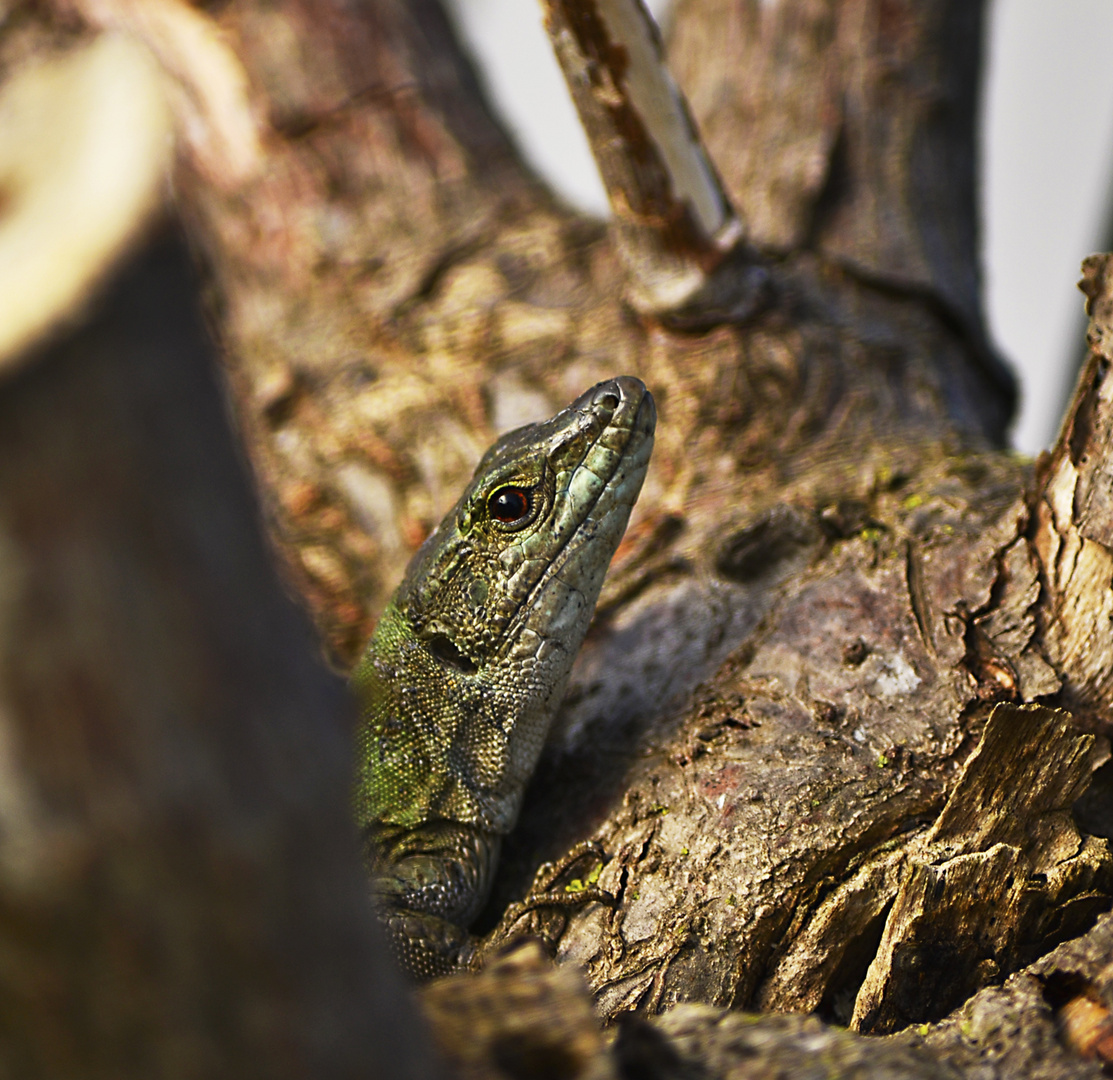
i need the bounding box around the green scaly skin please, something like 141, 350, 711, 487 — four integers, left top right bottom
352, 377, 655, 980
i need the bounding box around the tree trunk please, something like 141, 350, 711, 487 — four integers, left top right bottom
0, 229, 440, 1075
3, 0, 1113, 1076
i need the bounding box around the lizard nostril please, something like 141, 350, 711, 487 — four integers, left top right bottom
596, 392, 620, 413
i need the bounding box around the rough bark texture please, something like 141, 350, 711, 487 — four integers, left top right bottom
158, 0, 1014, 674
1034, 255, 1113, 728
3, 0, 1113, 1076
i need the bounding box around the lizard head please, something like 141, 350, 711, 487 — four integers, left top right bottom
354, 376, 654, 832
397, 376, 655, 672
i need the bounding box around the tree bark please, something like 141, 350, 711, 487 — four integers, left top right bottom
2, 0, 1112, 1076
0, 227, 439, 1074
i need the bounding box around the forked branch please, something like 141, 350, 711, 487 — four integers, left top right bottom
540, 0, 749, 317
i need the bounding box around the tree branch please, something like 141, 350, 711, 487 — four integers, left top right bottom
667, 0, 1013, 406
0, 232, 439, 1077
539, 0, 748, 316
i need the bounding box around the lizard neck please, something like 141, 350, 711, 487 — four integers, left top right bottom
352, 377, 655, 843
352, 600, 569, 833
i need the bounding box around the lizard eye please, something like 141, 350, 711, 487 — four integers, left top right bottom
488, 486, 531, 525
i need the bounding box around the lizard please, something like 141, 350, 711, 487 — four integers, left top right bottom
351, 376, 655, 981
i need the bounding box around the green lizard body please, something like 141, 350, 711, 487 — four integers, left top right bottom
352, 377, 655, 980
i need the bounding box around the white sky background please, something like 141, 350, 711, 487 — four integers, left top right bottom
443, 0, 1113, 455
982, 2, 1113, 452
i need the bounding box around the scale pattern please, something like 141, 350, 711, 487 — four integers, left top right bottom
352, 377, 655, 980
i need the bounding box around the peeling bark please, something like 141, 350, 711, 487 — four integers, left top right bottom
1034, 254, 1113, 727
422, 911, 1113, 1080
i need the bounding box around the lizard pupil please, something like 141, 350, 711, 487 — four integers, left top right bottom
489, 487, 530, 524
